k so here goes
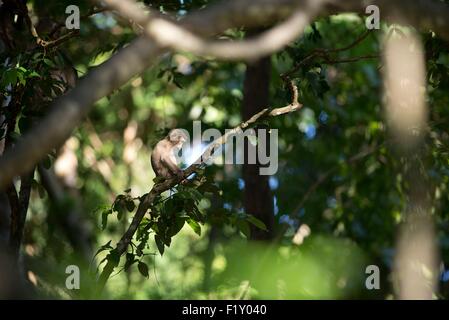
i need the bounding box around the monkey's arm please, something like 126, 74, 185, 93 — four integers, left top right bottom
161, 155, 183, 177
151, 138, 184, 179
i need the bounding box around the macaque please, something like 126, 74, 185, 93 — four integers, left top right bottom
151, 129, 188, 180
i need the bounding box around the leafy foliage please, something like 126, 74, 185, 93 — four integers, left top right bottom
2, 0, 449, 300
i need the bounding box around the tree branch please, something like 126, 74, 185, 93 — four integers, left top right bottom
103, 0, 322, 61
96, 79, 302, 292
5, 184, 19, 247
48, 7, 107, 38
323, 54, 380, 64
282, 29, 375, 78
326, 0, 449, 42
38, 165, 93, 261
0, 0, 307, 191
8, 171, 33, 260
1, 0, 449, 189
37, 30, 80, 50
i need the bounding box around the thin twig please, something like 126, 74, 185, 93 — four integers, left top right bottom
48, 7, 107, 38
282, 30, 374, 78
40, 30, 80, 49
323, 54, 380, 64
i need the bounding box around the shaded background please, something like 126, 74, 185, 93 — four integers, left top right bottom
1, 0, 449, 299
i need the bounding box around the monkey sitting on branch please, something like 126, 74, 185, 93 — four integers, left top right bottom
151, 129, 188, 181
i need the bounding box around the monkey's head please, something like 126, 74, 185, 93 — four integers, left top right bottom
167, 129, 188, 148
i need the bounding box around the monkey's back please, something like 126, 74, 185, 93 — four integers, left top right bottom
151, 139, 172, 178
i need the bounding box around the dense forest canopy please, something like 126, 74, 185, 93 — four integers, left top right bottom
1, 0, 449, 299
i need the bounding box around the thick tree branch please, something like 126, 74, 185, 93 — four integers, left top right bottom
38, 165, 93, 261
5, 185, 19, 246
2, 0, 449, 190
103, 0, 322, 61
326, 0, 449, 41
0, 0, 308, 190
8, 171, 33, 259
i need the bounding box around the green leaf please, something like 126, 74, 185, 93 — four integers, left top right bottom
169, 217, 185, 236
101, 208, 113, 230
188, 188, 203, 203
164, 196, 183, 216
157, 70, 166, 78
236, 219, 251, 238
16, 66, 27, 73
2, 69, 18, 87
105, 249, 120, 267
116, 204, 125, 220
162, 234, 172, 247
125, 199, 135, 212
173, 79, 183, 89
27, 70, 40, 78
155, 234, 165, 256
137, 217, 151, 239
43, 58, 56, 68
246, 214, 268, 231
198, 182, 221, 195
124, 253, 136, 271
113, 196, 128, 220
137, 261, 149, 278
94, 240, 113, 258
185, 201, 203, 222
187, 218, 201, 236
17, 72, 26, 86
177, 188, 203, 203
18, 116, 33, 133
32, 52, 43, 60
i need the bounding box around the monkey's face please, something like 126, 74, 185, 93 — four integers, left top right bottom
168, 129, 188, 148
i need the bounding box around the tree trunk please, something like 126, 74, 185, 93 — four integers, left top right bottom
242, 56, 275, 240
